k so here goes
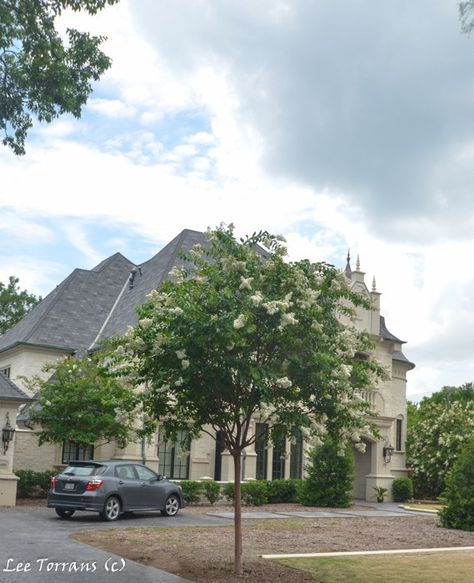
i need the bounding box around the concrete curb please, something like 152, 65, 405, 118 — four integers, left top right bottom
262, 546, 474, 560
398, 505, 439, 514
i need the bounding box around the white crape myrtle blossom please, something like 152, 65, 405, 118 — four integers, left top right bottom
175, 377, 184, 387
181, 359, 190, 370
250, 291, 263, 306
176, 350, 187, 360
275, 377, 293, 389
233, 314, 246, 329
355, 442, 367, 453
138, 317, 153, 329
169, 307, 184, 316
340, 364, 352, 378
408, 399, 474, 497
239, 276, 253, 290
168, 266, 186, 282
280, 312, 298, 327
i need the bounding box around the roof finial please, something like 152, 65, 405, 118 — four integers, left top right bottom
372, 276, 377, 292
356, 255, 361, 271
344, 249, 352, 278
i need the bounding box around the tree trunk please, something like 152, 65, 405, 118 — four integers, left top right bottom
232, 451, 243, 575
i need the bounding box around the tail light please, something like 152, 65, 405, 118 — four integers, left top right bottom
50, 476, 57, 490
85, 479, 104, 491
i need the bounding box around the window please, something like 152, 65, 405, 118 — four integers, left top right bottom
0, 367, 11, 378
63, 464, 102, 477
62, 441, 94, 464
135, 465, 157, 481
396, 419, 403, 451
214, 430, 224, 481
290, 428, 303, 479
158, 430, 190, 479
255, 423, 268, 480
272, 428, 286, 480
115, 465, 137, 480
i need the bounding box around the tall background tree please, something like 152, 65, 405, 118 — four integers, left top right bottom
407, 383, 474, 498
460, 1, 474, 32
28, 352, 139, 448
0, 275, 40, 334
116, 225, 384, 575
0, 0, 119, 155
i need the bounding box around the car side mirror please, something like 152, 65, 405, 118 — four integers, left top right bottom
157, 474, 165, 481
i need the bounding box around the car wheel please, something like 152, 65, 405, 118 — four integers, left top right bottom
55, 508, 75, 519
100, 496, 121, 521
161, 494, 180, 517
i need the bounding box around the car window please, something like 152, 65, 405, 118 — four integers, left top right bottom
115, 465, 137, 480
135, 465, 157, 481
62, 465, 101, 476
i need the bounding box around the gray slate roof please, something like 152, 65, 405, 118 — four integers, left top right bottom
0, 230, 207, 355
0, 229, 412, 367
96, 229, 207, 343
379, 316, 404, 344
0, 372, 30, 402
0, 253, 134, 354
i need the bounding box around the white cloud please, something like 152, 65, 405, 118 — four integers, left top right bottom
0, 0, 472, 400
87, 98, 136, 118
0, 212, 55, 243
0, 256, 65, 297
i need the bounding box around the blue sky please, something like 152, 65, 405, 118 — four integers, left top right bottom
1, 0, 474, 399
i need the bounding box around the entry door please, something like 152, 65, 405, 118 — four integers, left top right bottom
353, 440, 372, 500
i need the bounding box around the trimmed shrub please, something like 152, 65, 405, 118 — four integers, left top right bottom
267, 479, 302, 503
298, 437, 354, 508
241, 481, 268, 506
178, 480, 203, 504
392, 477, 413, 502
202, 480, 221, 505
439, 438, 474, 531
222, 482, 235, 501
222, 478, 302, 506
15, 469, 56, 498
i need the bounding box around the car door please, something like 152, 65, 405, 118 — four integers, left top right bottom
134, 465, 167, 509
114, 464, 143, 509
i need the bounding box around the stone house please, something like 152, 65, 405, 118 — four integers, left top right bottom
0, 229, 414, 503
0, 372, 30, 505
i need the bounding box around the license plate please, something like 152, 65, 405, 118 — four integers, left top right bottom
64, 483, 75, 490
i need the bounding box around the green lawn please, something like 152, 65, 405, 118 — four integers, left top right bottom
276, 551, 474, 583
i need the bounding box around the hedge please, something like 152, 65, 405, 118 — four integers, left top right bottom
15, 469, 56, 498
392, 477, 413, 502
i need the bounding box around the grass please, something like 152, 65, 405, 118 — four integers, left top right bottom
276, 551, 474, 583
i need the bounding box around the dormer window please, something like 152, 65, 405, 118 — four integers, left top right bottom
0, 367, 11, 378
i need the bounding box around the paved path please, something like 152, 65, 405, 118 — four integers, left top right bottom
207, 502, 430, 520
0, 501, 428, 583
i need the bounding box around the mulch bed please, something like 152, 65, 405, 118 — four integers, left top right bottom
71, 507, 474, 583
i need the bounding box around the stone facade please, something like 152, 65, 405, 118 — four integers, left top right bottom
0, 375, 30, 506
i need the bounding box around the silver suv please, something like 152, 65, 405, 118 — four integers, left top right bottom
47, 460, 184, 521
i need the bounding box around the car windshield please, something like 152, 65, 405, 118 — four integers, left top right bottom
62, 465, 102, 477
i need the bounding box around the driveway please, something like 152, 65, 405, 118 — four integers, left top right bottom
0, 506, 232, 583
0, 501, 427, 583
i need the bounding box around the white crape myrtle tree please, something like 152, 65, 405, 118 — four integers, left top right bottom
116, 225, 384, 575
